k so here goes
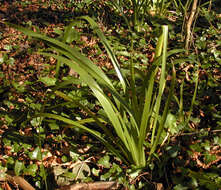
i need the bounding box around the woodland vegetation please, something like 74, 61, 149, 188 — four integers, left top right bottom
0, 0, 220, 189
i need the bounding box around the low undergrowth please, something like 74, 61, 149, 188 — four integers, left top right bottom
0, 0, 220, 189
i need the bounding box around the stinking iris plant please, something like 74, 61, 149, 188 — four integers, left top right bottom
9, 17, 179, 169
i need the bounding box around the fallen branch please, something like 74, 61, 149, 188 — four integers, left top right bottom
0, 173, 35, 190
58, 181, 118, 190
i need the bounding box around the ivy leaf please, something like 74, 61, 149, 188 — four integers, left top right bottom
204, 153, 216, 164
53, 166, 67, 176
98, 155, 111, 168
72, 162, 91, 180
62, 171, 76, 179
64, 24, 80, 44
29, 147, 42, 160
92, 168, 100, 176
166, 146, 180, 158
214, 136, 221, 146
48, 122, 60, 130
165, 113, 178, 135
174, 184, 188, 190
70, 151, 80, 162
0, 166, 7, 179
30, 117, 41, 127
39, 76, 56, 86
24, 164, 38, 176
14, 160, 24, 176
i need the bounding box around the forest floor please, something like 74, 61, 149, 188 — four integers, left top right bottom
0, 0, 221, 189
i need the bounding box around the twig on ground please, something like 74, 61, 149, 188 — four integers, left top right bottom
185, 0, 198, 52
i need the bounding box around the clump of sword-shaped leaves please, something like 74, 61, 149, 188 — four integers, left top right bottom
10, 17, 178, 168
